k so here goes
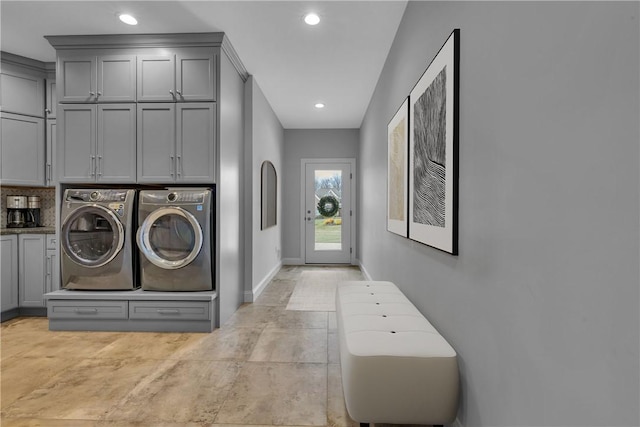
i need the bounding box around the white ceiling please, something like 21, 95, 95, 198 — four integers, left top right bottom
0, 1, 407, 129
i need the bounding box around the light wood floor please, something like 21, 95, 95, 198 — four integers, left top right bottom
0, 265, 365, 427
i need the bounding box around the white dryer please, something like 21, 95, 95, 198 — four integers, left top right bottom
60, 189, 136, 290
136, 188, 213, 291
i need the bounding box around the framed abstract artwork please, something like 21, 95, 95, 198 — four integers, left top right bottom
408, 29, 459, 254
387, 97, 409, 237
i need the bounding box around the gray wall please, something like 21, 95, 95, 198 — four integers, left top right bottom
217, 49, 246, 325
244, 76, 284, 301
359, 2, 639, 426
282, 129, 359, 263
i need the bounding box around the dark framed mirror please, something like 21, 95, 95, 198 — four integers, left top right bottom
261, 161, 277, 229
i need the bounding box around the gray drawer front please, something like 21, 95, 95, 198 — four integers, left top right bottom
48, 300, 128, 320
129, 301, 210, 321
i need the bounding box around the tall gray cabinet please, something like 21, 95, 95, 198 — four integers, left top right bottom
46, 33, 248, 329
0, 52, 55, 187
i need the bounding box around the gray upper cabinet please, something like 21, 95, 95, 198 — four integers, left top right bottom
0, 53, 49, 187
137, 49, 216, 102
137, 55, 175, 102
46, 79, 57, 118
176, 51, 216, 101
137, 102, 215, 183
137, 103, 175, 182
58, 55, 95, 102
1, 112, 45, 186
58, 104, 136, 183
46, 120, 56, 187
177, 103, 216, 182
0, 69, 45, 117
58, 53, 136, 103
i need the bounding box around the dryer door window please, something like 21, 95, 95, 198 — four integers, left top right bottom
137, 207, 203, 270
62, 205, 125, 268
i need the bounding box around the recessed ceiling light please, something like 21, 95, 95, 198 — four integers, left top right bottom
119, 14, 138, 25
315, 103, 325, 109
304, 13, 320, 26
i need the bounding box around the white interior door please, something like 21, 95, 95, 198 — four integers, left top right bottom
304, 161, 353, 264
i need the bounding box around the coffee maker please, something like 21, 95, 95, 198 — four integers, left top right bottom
6, 196, 28, 228
27, 196, 41, 227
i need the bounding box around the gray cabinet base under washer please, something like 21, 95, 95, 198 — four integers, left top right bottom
45, 289, 217, 332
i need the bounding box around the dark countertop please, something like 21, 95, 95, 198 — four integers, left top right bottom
1, 226, 56, 235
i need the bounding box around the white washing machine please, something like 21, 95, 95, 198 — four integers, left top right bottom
136, 188, 213, 291
60, 189, 136, 290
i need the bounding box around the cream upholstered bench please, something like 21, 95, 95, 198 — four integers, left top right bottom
336, 281, 459, 427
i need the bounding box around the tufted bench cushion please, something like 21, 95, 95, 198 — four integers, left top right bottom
336, 280, 459, 425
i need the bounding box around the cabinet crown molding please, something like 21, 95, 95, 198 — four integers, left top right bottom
45, 33, 226, 50
1, 51, 50, 75
45, 32, 249, 82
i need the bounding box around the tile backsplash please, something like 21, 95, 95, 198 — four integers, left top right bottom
1, 187, 56, 228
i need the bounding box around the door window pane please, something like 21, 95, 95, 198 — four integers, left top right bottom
314, 169, 342, 251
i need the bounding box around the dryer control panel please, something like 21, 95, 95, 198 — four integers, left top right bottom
65, 189, 130, 203
141, 190, 207, 205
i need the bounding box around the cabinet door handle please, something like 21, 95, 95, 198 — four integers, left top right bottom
169, 90, 175, 99
98, 156, 103, 177
46, 256, 51, 276
74, 308, 98, 315
90, 156, 96, 176
89, 91, 95, 97
46, 164, 51, 182
96, 91, 102, 99
157, 309, 180, 315
176, 155, 182, 177
176, 90, 182, 97
170, 155, 174, 177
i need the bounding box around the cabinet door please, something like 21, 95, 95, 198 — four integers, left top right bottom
97, 104, 136, 182
137, 103, 175, 183
46, 119, 56, 186
58, 104, 96, 182
46, 235, 60, 293
97, 55, 136, 102
0, 112, 45, 186
176, 51, 216, 102
18, 234, 46, 307
46, 250, 60, 293
1, 235, 19, 312
46, 79, 57, 118
58, 55, 97, 102
0, 71, 45, 117
137, 55, 175, 102
176, 103, 216, 183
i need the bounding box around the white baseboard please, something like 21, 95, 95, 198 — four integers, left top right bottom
357, 261, 373, 281
244, 261, 282, 303
282, 257, 303, 265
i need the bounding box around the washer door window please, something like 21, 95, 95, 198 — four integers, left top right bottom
137, 207, 203, 270
62, 205, 125, 268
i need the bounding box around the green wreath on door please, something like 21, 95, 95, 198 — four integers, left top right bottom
317, 195, 340, 218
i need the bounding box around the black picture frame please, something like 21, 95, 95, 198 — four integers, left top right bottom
408, 29, 459, 255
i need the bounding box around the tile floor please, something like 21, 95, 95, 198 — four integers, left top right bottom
0, 265, 371, 427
